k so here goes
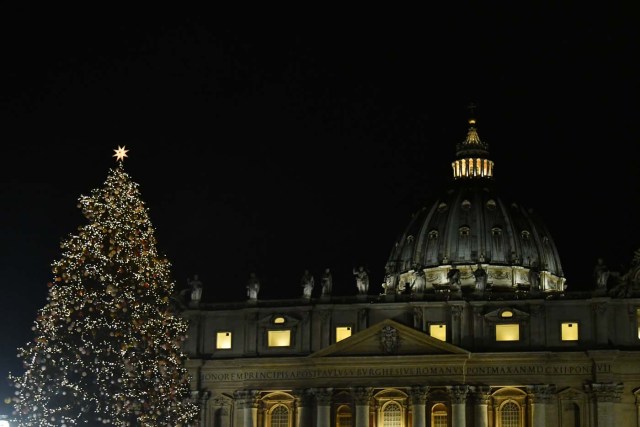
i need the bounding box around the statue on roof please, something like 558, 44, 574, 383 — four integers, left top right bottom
247, 273, 260, 301
187, 274, 203, 305
593, 257, 610, 292
321, 268, 333, 296
300, 269, 315, 299
353, 266, 369, 295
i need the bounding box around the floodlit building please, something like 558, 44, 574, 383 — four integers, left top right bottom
181, 118, 640, 426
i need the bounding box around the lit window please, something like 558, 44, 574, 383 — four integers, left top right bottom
429, 324, 447, 341
382, 401, 402, 427
216, 332, 232, 349
561, 322, 579, 341
501, 310, 513, 318
500, 401, 521, 427
336, 405, 352, 427
274, 316, 286, 324
336, 326, 352, 342
496, 324, 519, 341
268, 330, 291, 347
270, 404, 289, 427
431, 403, 448, 427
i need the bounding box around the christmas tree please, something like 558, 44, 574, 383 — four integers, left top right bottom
10, 147, 198, 426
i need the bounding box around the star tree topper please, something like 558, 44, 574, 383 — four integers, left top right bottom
113, 145, 129, 162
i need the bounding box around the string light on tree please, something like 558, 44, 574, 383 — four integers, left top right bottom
9, 147, 198, 426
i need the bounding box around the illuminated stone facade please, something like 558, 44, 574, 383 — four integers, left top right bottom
180, 118, 640, 426
182, 296, 640, 426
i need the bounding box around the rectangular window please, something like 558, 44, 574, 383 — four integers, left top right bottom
496, 324, 520, 341
429, 324, 447, 341
268, 330, 291, 347
216, 331, 232, 349
336, 326, 352, 342
561, 322, 579, 341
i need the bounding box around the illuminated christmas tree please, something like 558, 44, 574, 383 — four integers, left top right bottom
10, 147, 198, 426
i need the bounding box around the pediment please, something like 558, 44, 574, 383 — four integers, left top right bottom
310, 319, 468, 357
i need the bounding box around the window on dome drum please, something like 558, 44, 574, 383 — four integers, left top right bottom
486, 199, 497, 210
431, 403, 448, 427
521, 230, 530, 240
429, 230, 438, 240
268, 330, 291, 347
269, 404, 290, 427
561, 322, 579, 341
496, 324, 520, 341
336, 326, 352, 342
492, 227, 502, 236
499, 400, 522, 427
382, 401, 402, 427
461, 199, 471, 210
429, 324, 447, 341
336, 405, 352, 427
216, 331, 232, 349
459, 226, 470, 237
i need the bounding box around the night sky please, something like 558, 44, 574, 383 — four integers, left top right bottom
2, 10, 640, 415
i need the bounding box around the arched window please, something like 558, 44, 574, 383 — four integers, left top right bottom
431, 403, 448, 427
499, 400, 521, 427
336, 404, 352, 427
382, 401, 402, 426
270, 404, 289, 427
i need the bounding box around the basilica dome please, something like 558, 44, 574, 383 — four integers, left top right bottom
385, 118, 565, 296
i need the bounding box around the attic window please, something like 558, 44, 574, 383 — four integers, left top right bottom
486, 199, 497, 210
501, 310, 514, 318
521, 230, 531, 240
459, 226, 470, 237
273, 316, 286, 324
336, 326, 352, 342
491, 227, 502, 236
461, 200, 471, 210
429, 323, 447, 341
428, 230, 439, 240
438, 203, 448, 213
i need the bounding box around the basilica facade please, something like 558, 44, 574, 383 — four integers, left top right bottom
180, 118, 640, 427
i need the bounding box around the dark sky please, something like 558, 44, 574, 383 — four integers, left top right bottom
1, 10, 640, 414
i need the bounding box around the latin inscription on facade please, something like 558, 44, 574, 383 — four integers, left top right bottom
200, 363, 611, 382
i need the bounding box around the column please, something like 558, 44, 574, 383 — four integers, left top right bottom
313, 387, 333, 427
409, 386, 429, 427
635, 391, 640, 427
451, 305, 463, 346
448, 385, 469, 427
585, 382, 623, 426
234, 390, 260, 427
470, 386, 490, 427
527, 384, 555, 427
193, 390, 211, 427
591, 300, 610, 347
294, 389, 312, 427
211, 396, 232, 427
352, 387, 373, 427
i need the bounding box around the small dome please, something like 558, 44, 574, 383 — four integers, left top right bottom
384, 116, 565, 296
